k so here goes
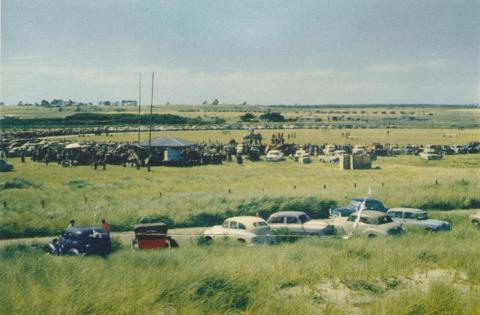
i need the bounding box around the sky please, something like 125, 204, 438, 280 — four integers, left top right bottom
1, 0, 479, 105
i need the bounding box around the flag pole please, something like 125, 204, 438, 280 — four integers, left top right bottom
147, 72, 154, 171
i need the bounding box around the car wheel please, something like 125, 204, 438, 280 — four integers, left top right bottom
44, 243, 56, 254
131, 239, 138, 249
204, 236, 213, 242
67, 248, 80, 256
367, 234, 377, 239
473, 220, 480, 228
237, 239, 246, 244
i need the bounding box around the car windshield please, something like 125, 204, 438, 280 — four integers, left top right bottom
416, 213, 428, 220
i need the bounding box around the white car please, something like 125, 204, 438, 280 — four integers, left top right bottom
419, 148, 442, 160
352, 145, 367, 155
267, 211, 336, 236
298, 153, 312, 164
265, 150, 284, 162
323, 144, 336, 155
470, 211, 480, 227
387, 208, 451, 231
341, 211, 404, 238
203, 216, 276, 245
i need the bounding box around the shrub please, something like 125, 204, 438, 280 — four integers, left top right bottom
259, 112, 286, 122
68, 180, 87, 189
1, 177, 41, 190
195, 276, 250, 311
110, 236, 123, 252
273, 227, 299, 243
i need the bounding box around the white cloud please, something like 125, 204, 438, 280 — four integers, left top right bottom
364, 59, 449, 73
0, 56, 471, 105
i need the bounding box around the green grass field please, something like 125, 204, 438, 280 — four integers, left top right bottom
1, 153, 479, 239
1, 214, 479, 314
50, 127, 480, 146
2, 105, 480, 314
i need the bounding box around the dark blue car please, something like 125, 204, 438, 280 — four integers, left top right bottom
331, 198, 388, 217
45, 227, 112, 256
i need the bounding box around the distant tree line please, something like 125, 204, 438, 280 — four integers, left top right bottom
2, 113, 225, 128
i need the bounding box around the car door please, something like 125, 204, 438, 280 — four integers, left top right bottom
402, 212, 415, 225
229, 221, 239, 238
285, 216, 305, 234
389, 211, 403, 224
268, 215, 286, 230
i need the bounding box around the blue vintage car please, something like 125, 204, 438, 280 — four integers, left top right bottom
45, 227, 112, 256
387, 208, 451, 231
0, 158, 13, 172
331, 198, 388, 217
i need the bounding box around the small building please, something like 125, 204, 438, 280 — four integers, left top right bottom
138, 135, 197, 163
339, 153, 372, 170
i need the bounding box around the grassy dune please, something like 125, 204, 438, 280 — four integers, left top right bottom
0, 154, 479, 238
1, 215, 479, 314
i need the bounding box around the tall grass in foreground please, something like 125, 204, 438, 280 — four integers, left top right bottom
1, 217, 479, 314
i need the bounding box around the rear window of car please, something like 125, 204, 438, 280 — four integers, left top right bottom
253, 222, 267, 227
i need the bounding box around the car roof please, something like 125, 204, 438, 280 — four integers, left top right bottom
351, 210, 387, 218
65, 227, 104, 234
133, 222, 167, 229
226, 216, 267, 224
351, 198, 380, 202
269, 211, 307, 217
388, 208, 426, 214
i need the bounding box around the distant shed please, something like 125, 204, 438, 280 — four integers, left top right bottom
138, 135, 197, 162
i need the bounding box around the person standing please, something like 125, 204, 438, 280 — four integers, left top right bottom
67, 220, 75, 228
101, 219, 111, 234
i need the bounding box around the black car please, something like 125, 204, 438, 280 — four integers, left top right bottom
45, 227, 112, 256
331, 198, 388, 217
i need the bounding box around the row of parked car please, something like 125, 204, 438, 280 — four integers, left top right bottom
45, 200, 479, 255
201, 200, 452, 244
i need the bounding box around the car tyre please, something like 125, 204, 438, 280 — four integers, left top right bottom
44, 243, 56, 255
367, 234, 377, 239
473, 220, 480, 228
67, 248, 80, 256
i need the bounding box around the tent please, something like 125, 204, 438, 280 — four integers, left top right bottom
65, 143, 84, 149
138, 136, 196, 148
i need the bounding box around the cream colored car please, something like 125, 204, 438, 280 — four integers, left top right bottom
342, 211, 404, 238
470, 212, 480, 227
203, 216, 276, 245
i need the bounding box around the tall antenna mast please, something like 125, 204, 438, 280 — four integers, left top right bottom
137, 72, 142, 144
147, 72, 154, 171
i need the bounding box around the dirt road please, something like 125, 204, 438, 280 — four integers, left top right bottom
0, 227, 207, 248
